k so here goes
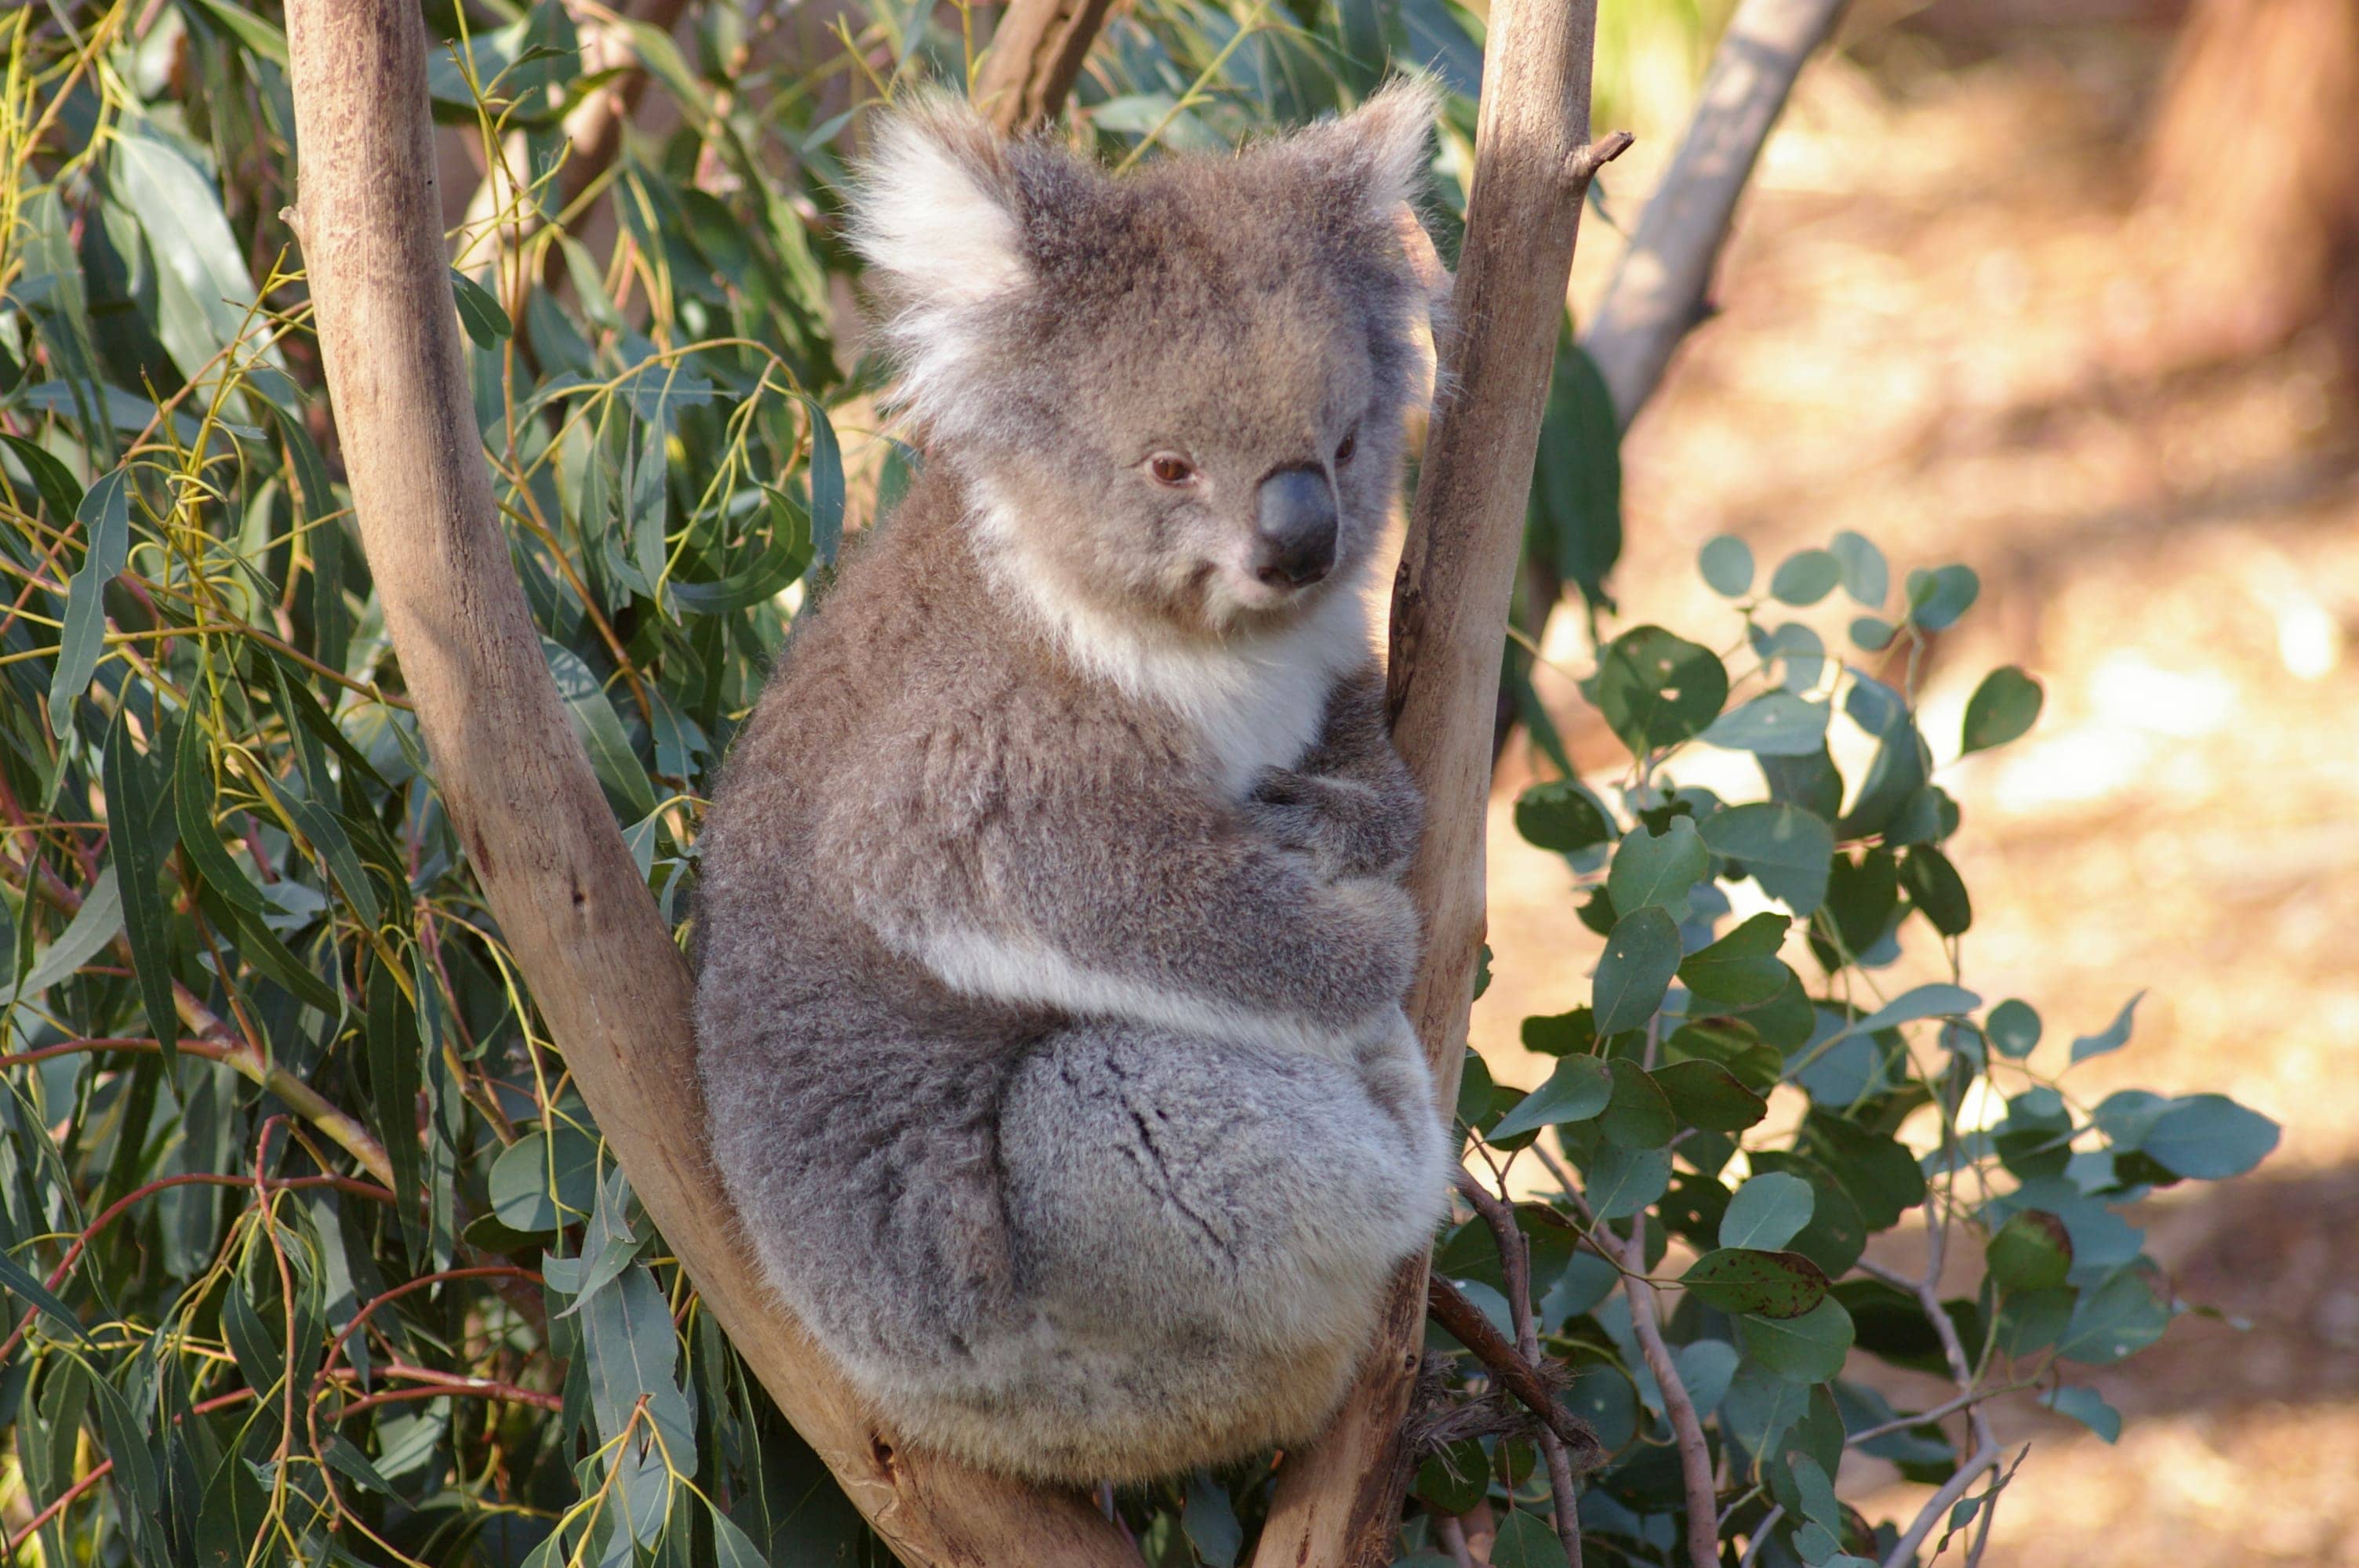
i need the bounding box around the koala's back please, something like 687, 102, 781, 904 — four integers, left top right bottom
694, 464, 1047, 1357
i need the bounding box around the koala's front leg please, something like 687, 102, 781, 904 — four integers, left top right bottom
1247, 666, 1421, 880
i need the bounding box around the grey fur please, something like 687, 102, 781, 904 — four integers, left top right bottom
694, 82, 1451, 1485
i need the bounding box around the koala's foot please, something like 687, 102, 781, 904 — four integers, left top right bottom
857, 1019, 1451, 1483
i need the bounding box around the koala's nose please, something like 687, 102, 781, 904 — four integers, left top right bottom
1252, 466, 1338, 590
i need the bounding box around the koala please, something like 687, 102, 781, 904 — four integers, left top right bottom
692, 81, 1452, 1486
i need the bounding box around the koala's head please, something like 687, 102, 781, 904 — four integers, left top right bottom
850, 82, 1443, 637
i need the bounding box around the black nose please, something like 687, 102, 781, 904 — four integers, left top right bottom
1252, 466, 1338, 590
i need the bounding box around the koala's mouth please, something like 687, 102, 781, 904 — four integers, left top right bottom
1201, 555, 1332, 629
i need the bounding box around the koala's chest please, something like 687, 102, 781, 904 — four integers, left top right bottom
1183, 658, 1334, 799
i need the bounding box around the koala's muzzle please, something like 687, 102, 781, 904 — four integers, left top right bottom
1253, 466, 1339, 590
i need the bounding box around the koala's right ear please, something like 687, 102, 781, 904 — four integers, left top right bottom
850, 96, 1045, 433
850, 96, 1030, 310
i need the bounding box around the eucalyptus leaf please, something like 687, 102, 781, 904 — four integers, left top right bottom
1720, 1173, 1815, 1252
1699, 534, 1754, 597
1594, 907, 1682, 1033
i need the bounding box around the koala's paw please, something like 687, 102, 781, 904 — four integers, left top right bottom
1248, 768, 1416, 881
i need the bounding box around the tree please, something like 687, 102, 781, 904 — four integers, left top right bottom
0, 1, 2278, 1565
2143, 0, 2359, 360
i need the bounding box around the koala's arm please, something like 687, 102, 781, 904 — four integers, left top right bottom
849, 761, 1416, 1051
1247, 666, 1423, 880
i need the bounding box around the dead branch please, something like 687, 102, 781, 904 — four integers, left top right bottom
1248, 0, 1612, 1559
279, 5, 1136, 1564
1445, 1170, 1601, 1566
1424, 1274, 1598, 1460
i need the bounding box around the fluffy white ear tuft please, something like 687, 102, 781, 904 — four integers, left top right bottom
1314, 76, 1444, 225
851, 97, 1029, 309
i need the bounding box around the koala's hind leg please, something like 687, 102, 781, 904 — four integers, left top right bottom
954, 1019, 1448, 1479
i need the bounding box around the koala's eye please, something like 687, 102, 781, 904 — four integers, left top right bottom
1334, 429, 1358, 466
1147, 454, 1198, 487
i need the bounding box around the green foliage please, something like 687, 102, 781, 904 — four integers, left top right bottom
1460, 532, 2277, 1566
0, 0, 2269, 1563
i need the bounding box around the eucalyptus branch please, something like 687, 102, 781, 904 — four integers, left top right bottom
1737, 1504, 1784, 1568
1621, 1219, 1721, 1568
1878, 1443, 2002, 1568
1446, 1171, 1595, 1567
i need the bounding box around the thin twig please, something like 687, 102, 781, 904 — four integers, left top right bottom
1621, 1221, 1719, 1568
1450, 1170, 1594, 1565
1565, 130, 1634, 187
1864, 1221, 2008, 1568
1845, 1381, 2034, 1447
1736, 1504, 1783, 1568
1426, 1274, 1594, 1457
1434, 1511, 1477, 1568
1878, 1445, 2001, 1568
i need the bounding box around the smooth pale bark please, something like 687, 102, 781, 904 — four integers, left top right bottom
1495, 0, 1848, 765
1582, 0, 1852, 430
282, 3, 1136, 1565
1249, 0, 1612, 1560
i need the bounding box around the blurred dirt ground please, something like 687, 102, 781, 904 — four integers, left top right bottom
1473, 17, 2359, 1564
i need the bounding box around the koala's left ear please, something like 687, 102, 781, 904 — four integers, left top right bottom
1292, 77, 1444, 229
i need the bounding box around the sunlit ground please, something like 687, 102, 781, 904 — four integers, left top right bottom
1475, 20, 2359, 1563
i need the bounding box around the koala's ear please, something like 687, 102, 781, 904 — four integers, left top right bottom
1294, 77, 1443, 227
850, 95, 1030, 309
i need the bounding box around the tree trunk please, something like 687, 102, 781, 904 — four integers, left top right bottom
282, 4, 1136, 1565
1249, 0, 1616, 1559
2144, 0, 2359, 360
974, 0, 1121, 132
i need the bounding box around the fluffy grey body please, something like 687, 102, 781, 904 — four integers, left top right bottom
694, 82, 1452, 1484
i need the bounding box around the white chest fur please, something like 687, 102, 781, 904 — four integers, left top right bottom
974, 495, 1374, 797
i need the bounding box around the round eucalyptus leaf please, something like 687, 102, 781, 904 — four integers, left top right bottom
1594, 626, 1728, 754
1961, 666, 2043, 754
1514, 779, 1612, 855
1905, 564, 1980, 631
1699, 801, 1835, 916
1683, 1247, 1830, 1319
1830, 530, 1888, 606
1699, 534, 1755, 597
1986, 1209, 2073, 1293
1606, 815, 1709, 917
1986, 998, 2041, 1058
1651, 1059, 1768, 1133
1598, 1057, 1678, 1149
1720, 1173, 1816, 1252
1769, 549, 1841, 606
1411, 1438, 1488, 1514
1587, 1143, 1674, 1221
2139, 1094, 2281, 1180
1593, 906, 1683, 1034
1486, 1053, 1613, 1142
1702, 693, 1831, 756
